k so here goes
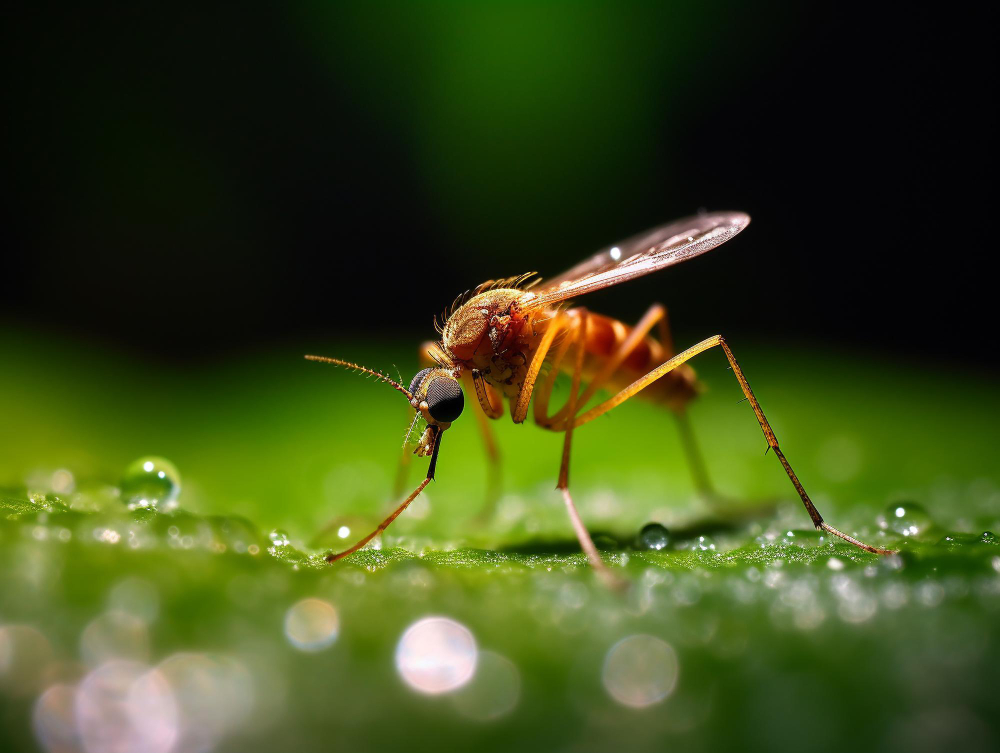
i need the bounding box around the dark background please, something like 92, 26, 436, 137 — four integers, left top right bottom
3, 2, 994, 367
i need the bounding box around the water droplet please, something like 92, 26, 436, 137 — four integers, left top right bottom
636, 522, 670, 551
602, 634, 679, 708
981, 531, 997, 545
395, 617, 477, 695
937, 532, 982, 548
120, 457, 180, 512
879, 501, 933, 537
268, 529, 290, 548
284, 599, 340, 652
692, 535, 716, 551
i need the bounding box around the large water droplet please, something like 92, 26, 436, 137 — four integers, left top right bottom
636, 522, 670, 551
120, 457, 180, 512
879, 501, 933, 537
268, 529, 290, 548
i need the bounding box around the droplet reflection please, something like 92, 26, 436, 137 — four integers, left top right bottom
395, 617, 477, 695
602, 634, 678, 708
284, 598, 340, 652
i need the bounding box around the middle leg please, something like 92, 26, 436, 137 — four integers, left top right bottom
533, 304, 721, 505
548, 309, 626, 587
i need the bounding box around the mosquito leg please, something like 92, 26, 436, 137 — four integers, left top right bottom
462, 371, 503, 522
511, 311, 572, 424
326, 431, 444, 562
673, 408, 716, 499
535, 304, 668, 430
551, 311, 627, 588
392, 440, 413, 498
656, 305, 675, 357
531, 320, 576, 427
656, 312, 730, 507
556, 310, 588, 490
574, 336, 895, 556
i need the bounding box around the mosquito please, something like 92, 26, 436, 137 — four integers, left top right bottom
306, 211, 895, 584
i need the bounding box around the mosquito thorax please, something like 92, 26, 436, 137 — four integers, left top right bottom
442, 289, 528, 362
409, 367, 464, 425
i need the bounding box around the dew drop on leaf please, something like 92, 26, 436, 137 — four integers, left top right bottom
120, 457, 181, 512
879, 501, 933, 537
636, 522, 670, 551
268, 529, 290, 547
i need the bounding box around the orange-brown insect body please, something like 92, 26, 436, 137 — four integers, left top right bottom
442, 289, 698, 415
311, 211, 896, 572
577, 312, 698, 413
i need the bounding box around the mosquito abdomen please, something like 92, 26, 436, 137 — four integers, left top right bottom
578, 311, 699, 410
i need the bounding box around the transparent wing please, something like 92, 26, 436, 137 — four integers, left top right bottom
522, 211, 750, 310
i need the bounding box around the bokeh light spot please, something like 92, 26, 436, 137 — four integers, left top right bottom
75, 660, 177, 753
602, 634, 678, 709
33, 683, 79, 753
0, 624, 54, 697
451, 650, 520, 721
80, 611, 150, 667
284, 598, 340, 652
395, 617, 477, 695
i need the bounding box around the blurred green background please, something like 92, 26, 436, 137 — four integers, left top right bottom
2, 2, 998, 753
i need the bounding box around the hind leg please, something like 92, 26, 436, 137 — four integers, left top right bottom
573, 335, 894, 555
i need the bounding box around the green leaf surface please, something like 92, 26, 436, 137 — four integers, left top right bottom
1, 335, 998, 752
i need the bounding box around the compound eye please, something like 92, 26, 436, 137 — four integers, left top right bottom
425, 377, 464, 423
408, 368, 434, 397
